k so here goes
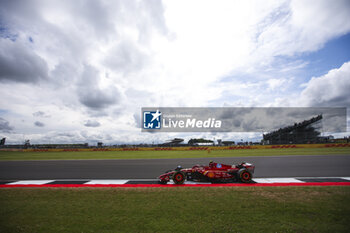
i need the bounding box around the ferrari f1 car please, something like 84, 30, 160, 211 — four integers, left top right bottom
158, 161, 255, 184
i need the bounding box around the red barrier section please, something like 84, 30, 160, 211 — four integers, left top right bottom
271, 145, 297, 149
63, 149, 79, 152
154, 147, 173, 151
189, 147, 208, 150
122, 148, 140, 151
228, 146, 252, 150
325, 144, 350, 148
15, 143, 350, 152
32, 149, 49, 152
1, 182, 349, 188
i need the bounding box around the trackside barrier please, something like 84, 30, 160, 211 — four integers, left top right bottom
122, 148, 140, 151
271, 145, 297, 149
228, 146, 252, 150
189, 147, 209, 150
63, 149, 79, 152
154, 147, 173, 151
5, 143, 350, 152
325, 144, 350, 147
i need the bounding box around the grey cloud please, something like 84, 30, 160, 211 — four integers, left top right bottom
70, 1, 115, 39
34, 121, 45, 127
29, 131, 86, 144
80, 92, 117, 109
220, 108, 255, 130
69, 0, 167, 41
132, 0, 169, 42
0, 0, 40, 21
266, 108, 280, 117
78, 65, 120, 110
1, 0, 168, 44
0, 38, 49, 83
105, 40, 147, 74
133, 112, 141, 128
79, 130, 113, 143
0, 117, 14, 132
84, 120, 101, 127
56, 132, 75, 137
86, 110, 109, 118
50, 62, 78, 87
233, 119, 241, 128
0, 25, 17, 41
33, 111, 50, 118
0, 0, 169, 83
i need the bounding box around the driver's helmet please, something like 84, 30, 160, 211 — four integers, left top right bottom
209, 160, 214, 167
176, 165, 182, 171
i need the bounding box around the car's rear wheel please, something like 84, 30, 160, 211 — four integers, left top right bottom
173, 171, 186, 184
237, 169, 252, 183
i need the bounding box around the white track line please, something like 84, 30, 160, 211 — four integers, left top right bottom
253, 178, 304, 183
3, 177, 350, 185
84, 180, 129, 184
8, 180, 55, 185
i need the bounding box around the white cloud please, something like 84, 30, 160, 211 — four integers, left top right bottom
255, 0, 350, 57
299, 61, 350, 107
267, 78, 288, 91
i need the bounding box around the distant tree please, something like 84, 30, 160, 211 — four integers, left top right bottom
0, 138, 5, 146
222, 141, 235, 146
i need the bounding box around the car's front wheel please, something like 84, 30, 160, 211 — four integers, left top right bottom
173, 171, 186, 184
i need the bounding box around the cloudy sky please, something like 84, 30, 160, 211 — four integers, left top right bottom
0, 0, 350, 145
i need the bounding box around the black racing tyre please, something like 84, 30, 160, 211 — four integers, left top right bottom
237, 169, 252, 183
173, 171, 186, 185
159, 180, 168, 185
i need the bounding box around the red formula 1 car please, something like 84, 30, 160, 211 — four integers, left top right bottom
158, 161, 255, 184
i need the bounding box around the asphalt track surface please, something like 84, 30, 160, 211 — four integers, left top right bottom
0, 154, 349, 180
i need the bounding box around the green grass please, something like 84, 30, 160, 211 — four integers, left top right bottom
0, 147, 349, 160
0, 186, 349, 232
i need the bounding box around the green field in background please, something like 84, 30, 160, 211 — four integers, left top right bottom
0, 147, 349, 160
0, 186, 349, 233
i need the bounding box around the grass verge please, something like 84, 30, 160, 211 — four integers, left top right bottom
0, 147, 349, 160
0, 186, 349, 233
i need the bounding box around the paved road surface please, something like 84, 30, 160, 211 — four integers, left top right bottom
0, 154, 349, 180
